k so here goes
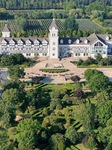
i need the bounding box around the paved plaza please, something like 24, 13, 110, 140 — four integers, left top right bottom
25, 57, 112, 83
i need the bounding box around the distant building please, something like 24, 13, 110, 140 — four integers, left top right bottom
0, 19, 112, 59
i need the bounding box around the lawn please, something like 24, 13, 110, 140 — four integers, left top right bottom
42, 83, 78, 91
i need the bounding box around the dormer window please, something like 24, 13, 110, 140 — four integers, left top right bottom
18, 39, 23, 46
26, 39, 31, 46
1, 39, 7, 46
60, 39, 63, 44
106, 36, 110, 40
84, 39, 88, 44
76, 39, 80, 44
68, 39, 72, 44
42, 39, 47, 45
9, 39, 15, 46
34, 39, 39, 45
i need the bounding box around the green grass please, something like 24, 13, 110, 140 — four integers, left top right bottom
43, 83, 76, 91
77, 65, 112, 68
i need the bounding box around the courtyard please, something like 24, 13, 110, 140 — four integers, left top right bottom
25, 57, 112, 83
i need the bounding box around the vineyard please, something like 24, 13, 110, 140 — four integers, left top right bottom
0, 20, 20, 33
0, 19, 102, 33
76, 19, 102, 31
27, 19, 64, 31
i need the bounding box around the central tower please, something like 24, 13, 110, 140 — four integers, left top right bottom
49, 19, 59, 59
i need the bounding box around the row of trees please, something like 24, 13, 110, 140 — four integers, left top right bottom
1, 1, 112, 19
0, 0, 112, 10
75, 54, 112, 66
0, 53, 35, 67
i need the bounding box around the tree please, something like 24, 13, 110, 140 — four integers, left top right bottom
63, 0, 76, 12
65, 126, 79, 144
71, 75, 80, 82
48, 133, 65, 150
2, 80, 24, 91
17, 118, 40, 149
8, 65, 25, 79
74, 102, 95, 134
84, 135, 97, 150
0, 55, 16, 66
64, 17, 78, 31
96, 101, 112, 125
97, 118, 112, 148
93, 91, 110, 102
87, 73, 110, 93
15, 17, 27, 31
0, 54, 27, 66
74, 88, 84, 99
0, 88, 25, 124
0, 127, 10, 150
84, 69, 103, 82
95, 53, 103, 64
13, 53, 26, 64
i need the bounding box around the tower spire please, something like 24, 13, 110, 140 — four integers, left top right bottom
2, 24, 10, 37
49, 18, 58, 30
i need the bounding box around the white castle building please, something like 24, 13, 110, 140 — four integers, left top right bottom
0, 19, 112, 59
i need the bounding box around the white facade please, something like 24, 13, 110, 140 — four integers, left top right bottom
49, 26, 59, 59
0, 20, 112, 59
2, 24, 10, 38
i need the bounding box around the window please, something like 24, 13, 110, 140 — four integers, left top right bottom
68, 39, 72, 44
52, 33, 55, 36
60, 39, 63, 44
53, 47, 55, 50
34, 53, 39, 56
43, 53, 47, 56
26, 53, 31, 56
53, 42, 55, 45
52, 53, 55, 56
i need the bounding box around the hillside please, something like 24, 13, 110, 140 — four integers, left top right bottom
0, 19, 102, 34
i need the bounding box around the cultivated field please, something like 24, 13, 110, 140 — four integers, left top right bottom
0, 19, 102, 33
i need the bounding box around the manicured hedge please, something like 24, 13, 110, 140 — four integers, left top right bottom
40, 68, 69, 73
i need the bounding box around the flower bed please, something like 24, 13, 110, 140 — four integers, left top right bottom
40, 68, 69, 73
